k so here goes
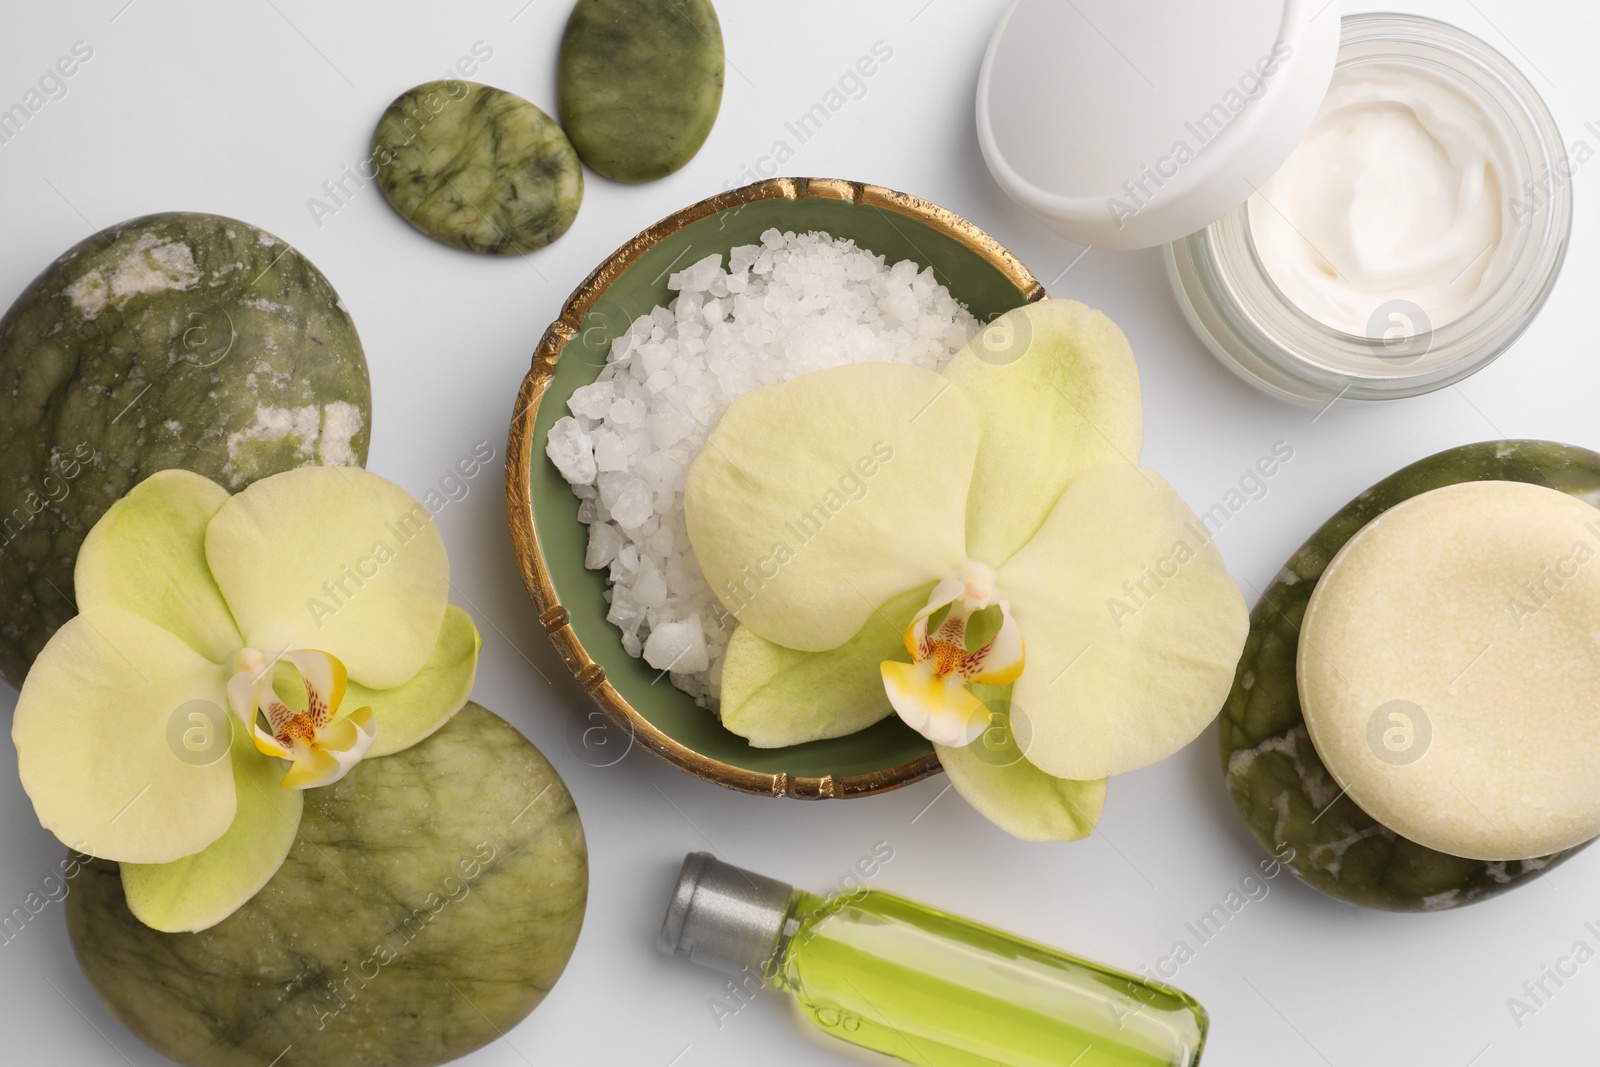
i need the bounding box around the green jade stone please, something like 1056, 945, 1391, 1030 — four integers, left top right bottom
0, 212, 371, 687
373, 81, 583, 255
559, 0, 725, 182
68, 703, 588, 1067
1219, 441, 1600, 911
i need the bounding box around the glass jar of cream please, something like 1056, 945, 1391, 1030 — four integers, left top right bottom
976, 3, 1572, 403
1167, 14, 1571, 402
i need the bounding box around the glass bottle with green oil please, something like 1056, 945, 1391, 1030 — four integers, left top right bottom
658, 852, 1207, 1067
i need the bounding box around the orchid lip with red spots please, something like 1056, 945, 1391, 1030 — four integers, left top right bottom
881, 563, 1024, 748
228, 648, 377, 790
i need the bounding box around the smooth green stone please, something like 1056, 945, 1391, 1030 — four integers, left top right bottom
559, 0, 725, 182
0, 212, 370, 687
67, 703, 587, 1067
1219, 441, 1600, 911
373, 81, 583, 255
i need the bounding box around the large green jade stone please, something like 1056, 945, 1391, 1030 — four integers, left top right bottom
558, 0, 725, 182
1220, 441, 1600, 911
373, 81, 583, 255
0, 212, 370, 686
68, 703, 587, 1067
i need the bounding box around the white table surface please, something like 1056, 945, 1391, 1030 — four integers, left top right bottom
2, 1, 1597, 1064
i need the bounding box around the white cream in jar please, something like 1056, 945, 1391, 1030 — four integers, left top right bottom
1247, 62, 1514, 338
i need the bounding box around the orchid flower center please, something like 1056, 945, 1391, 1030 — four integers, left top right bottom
879, 561, 1025, 748
227, 647, 377, 790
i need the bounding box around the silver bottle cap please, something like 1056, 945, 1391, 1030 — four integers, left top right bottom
658, 852, 794, 978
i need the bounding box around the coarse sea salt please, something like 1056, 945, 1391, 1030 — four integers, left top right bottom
547, 228, 979, 707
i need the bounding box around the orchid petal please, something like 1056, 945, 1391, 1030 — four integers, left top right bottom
936, 687, 1106, 842
280, 649, 346, 727
966, 601, 1024, 686
354, 605, 480, 758
685, 362, 976, 652
120, 728, 302, 932
11, 608, 236, 863
998, 462, 1248, 780
719, 585, 930, 748
317, 706, 376, 753
881, 660, 988, 747
278, 748, 343, 791
902, 576, 964, 658
204, 467, 449, 689
74, 470, 242, 664
946, 301, 1144, 567
225, 659, 292, 759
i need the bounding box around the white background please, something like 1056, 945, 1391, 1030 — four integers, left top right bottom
1, 1, 1596, 1064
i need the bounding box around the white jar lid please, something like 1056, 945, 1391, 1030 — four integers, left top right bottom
976, 0, 1341, 251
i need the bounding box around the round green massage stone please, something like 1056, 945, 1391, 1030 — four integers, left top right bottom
558, 0, 725, 182
372, 81, 583, 255
1219, 441, 1600, 911
68, 702, 588, 1067
0, 212, 371, 688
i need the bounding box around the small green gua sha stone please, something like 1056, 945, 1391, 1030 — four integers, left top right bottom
558, 0, 726, 182
372, 80, 583, 255
0, 212, 370, 688
68, 703, 588, 1067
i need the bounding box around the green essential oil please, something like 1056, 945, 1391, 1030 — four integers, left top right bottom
659, 854, 1207, 1067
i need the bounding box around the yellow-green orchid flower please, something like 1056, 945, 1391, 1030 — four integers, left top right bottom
685, 300, 1248, 841
11, 466, 481, 932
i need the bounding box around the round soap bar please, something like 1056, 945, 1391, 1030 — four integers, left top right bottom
0, 212, 370, 687
558, 0, 725, 182
373, 81, 583, 254
1220, 440, 1600, 911
67, 703, 587, 1067
1300, 479, 1600, 861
